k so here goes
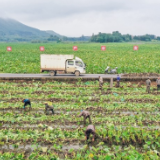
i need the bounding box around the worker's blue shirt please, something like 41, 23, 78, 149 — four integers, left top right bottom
24, 99, 29, 103
23, 99, 31, 108
117, 76, 120, 81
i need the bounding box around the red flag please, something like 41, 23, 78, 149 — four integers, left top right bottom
133, 46, 138, 50
73, 46, 78, 51
40, 46, 45, 51
7, 46, 12, 51
101, 46, 106, 51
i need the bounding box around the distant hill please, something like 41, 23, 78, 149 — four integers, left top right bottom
45, 30, 62, 37
0, 18, 61, 42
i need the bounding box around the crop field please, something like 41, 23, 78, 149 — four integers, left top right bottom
0, 42, 160, 74
0, 80, 160, 159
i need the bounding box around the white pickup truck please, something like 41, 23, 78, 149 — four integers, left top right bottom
40, 54, 86, 76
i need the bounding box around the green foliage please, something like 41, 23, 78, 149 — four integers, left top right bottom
0, 42, 160, 74
0, 81, 160, 159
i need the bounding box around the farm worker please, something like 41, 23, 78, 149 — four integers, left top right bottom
44, 102, 54, 114
116, 75, 120, 87
22, 99, 31, 109
137, 80, 143, 88
146, 77, 151, 93
156, 77, 160, 90
85, 124, 96, 142
78, 110, 92, 124
99, 76, 103, 89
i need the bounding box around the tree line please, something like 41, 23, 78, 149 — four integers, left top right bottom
90, 31, 160, 43
47, 35, 90, 42
46, 31, 160, 43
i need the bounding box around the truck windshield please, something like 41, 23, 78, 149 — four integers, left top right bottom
75, 61, 83, 67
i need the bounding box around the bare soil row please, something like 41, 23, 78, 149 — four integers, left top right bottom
1, 124, 160, 131
0, 107, 159, 113
1, 90, 160, 96
1, 119, 160, 126
0, 97, 158, 103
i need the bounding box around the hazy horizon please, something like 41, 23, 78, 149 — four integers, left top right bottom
0, 0, 160, 37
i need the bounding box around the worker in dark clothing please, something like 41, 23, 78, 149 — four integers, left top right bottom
116, 75, 120, 87
146, 78, 151, 93
85, 125, 96, 142
156, 77, 160, 91
44, 102, 54, 115
22, 99, 31, 109
78, 110, 92, 124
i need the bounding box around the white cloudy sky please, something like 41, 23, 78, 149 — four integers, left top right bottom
0, 0, 160, 37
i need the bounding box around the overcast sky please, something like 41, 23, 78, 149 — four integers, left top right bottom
0, 0, 160, 37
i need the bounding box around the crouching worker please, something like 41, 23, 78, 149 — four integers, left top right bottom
78, 110, 92, 124
116, 75, 120, 87
22, 99, 31, 109
44, 102, 54, 115
85, 125, 96, 142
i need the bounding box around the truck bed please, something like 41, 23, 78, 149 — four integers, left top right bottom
40, 54, 74, 72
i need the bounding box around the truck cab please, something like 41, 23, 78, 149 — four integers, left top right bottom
66, 57, 86, 76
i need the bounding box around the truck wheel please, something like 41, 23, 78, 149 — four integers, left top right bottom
50, 71, 56, 76
75, 71, 80, 76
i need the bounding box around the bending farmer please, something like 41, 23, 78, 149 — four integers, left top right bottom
78, 110, 92, 124
85, 125, 96, 142
22, 99, 31, 109
44, 102, 54, 114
